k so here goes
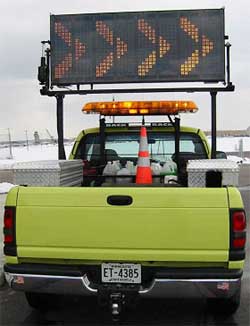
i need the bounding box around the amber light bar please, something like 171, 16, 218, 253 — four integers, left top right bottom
82, 101, 198, 116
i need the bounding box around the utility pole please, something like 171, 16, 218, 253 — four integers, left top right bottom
25, 130, 29, 151
8, 128, 13, 159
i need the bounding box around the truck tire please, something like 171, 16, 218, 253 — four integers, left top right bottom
25, 292, 55, 310
207, 284, 241, 314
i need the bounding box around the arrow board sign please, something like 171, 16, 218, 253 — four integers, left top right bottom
50, 9, 225, 86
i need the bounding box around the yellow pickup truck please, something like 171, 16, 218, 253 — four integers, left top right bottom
3, 101, 246, 317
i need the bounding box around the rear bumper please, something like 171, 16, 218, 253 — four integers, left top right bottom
4, 264, 242, 299
5, 272, 241, 299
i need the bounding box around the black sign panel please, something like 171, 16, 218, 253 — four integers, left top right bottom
50, 9, 225, 85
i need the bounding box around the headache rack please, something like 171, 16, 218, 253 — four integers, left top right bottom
78, 103, 208, 187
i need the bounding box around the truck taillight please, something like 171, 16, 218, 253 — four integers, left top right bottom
231, 210, 246, 249
232, 211, 246, 231
3, 206, 17, 256
233, 238, 246, 248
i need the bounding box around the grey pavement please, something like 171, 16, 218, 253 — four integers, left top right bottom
0, 169, 14, 184
238, 164, 250, 187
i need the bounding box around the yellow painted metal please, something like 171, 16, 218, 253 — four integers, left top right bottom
5, 256, 18, 264
69, 125, 211, 159
68, 130, 85, 159
17, 247, 228, 262
5, 187, 19, 206
4, 124, 245, 271
227, 187, 244, 208
16, 186, 229, 208
228, 260, 245, 270
18, 257, 227, 268
16, 187, 230, 262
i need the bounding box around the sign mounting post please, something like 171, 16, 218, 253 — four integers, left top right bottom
39, 9, 234, 160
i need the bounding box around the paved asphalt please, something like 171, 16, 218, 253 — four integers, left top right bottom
0, 165, 249, 325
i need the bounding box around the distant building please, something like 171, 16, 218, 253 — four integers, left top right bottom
204, 128, 250, 137
34, 131, 41, 145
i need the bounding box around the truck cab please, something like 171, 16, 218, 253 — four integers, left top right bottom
69, 100, 211, 187
70, 124, 210, 186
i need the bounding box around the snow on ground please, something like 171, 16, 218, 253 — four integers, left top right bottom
0, 183, 16, 194
0, 137, 249, 164
0, 143, 74, 168
0, 138, 249, 193
208, 136, 250, 164
228, 155, 250, 164
212, 136, 250, 152
1, 138, 249, 167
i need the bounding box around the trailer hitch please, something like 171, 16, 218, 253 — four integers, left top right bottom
110, 293, 124, 319
98, 284, 139, 319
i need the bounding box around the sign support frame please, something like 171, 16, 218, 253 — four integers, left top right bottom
211, 91, 217, 159
39, 39, 234, 160
56, 94, 66, 160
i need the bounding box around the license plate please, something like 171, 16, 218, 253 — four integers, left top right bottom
101, 263, 141, 284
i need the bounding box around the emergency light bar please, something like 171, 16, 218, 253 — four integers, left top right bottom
105, 122, 173, 128
82, 101, 198, 116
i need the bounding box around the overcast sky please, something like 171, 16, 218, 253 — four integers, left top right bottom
0, 0, 250, 140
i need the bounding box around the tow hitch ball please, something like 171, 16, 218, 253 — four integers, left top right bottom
98, 286, 139, 318
110, 293, 124, 317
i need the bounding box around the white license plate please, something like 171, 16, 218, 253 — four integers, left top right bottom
101, 263, 141, 284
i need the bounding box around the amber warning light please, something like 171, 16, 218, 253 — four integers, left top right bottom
82, 101, 198, 116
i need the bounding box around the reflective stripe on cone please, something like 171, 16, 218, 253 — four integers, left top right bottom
136, 126, 152, 184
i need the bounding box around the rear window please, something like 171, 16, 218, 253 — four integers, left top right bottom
75, 132, 207, 163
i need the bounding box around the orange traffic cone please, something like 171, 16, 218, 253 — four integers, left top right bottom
136, 126, 152, 184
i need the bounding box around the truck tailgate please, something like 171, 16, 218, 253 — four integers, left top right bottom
15, 187, 230, 262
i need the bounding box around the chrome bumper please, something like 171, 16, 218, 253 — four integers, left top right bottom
5, 272, 240, 299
